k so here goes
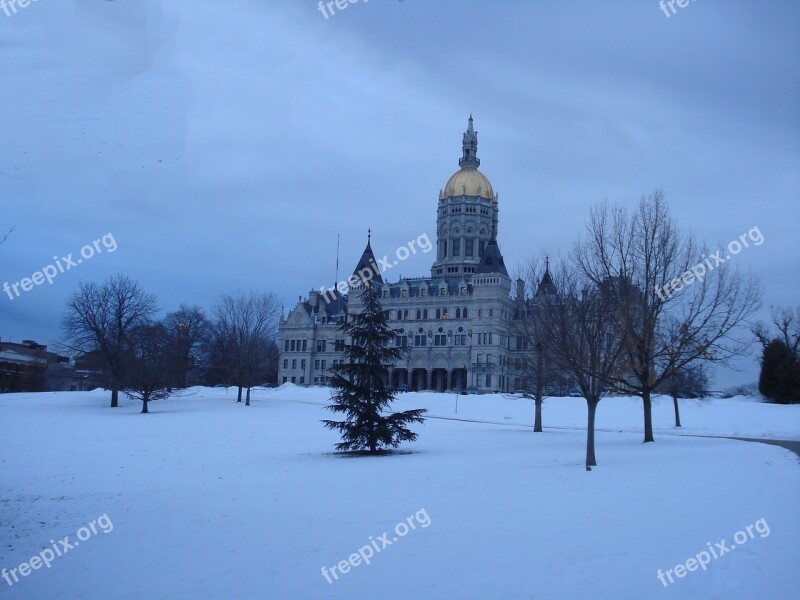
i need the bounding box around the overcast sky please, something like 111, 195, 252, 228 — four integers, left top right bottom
1, 0, 798, 388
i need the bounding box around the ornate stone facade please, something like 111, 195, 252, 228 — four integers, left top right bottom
278, 117, 534, 393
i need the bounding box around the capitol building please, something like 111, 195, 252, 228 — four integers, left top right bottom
278, 116, 551, 393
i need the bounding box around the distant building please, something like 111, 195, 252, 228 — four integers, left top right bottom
0, 339, 96, 393
0, 340, 47, 393
278, 117, 557, 393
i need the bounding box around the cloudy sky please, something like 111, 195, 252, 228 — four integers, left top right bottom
1, 0, 798, 387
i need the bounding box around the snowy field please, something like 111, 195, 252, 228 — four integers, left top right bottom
1, 386, 798, 599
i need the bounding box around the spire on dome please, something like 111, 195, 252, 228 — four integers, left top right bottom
459, 114, 480, 169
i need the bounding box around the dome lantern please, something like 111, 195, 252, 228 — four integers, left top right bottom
440, 115, 496, 201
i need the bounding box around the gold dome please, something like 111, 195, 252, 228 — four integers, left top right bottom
440, 167, 495, 200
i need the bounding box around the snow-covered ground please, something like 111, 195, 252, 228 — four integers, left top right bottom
1, 386, 798, 599
288, 385, 800, 441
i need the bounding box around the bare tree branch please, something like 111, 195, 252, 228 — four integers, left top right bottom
212, 291, 280, 405
574, 191, 761, 442
60, 275, 158, 407
0, 225, 15, 246
535, 259, 628, 468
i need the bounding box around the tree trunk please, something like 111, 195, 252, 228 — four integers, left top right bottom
643, 389, 655, 443
368, 427, 377, 453
237, 385, 242, 403
245, 387, 251, 406
180, 352, 189, 388
534, 351, 545, 433
586, 400, 597, 468
672, 393, 681, 427
111, 387, 119, 408
141, 394, 149, 414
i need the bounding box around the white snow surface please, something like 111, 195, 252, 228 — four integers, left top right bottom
1, 386, 798, 599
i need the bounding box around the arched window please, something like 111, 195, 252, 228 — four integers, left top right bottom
463, 307, 468, 319
443, 309, 449, 319
416, 309, 422, 320
456, 308, 461, 319
423, 309, 428, 320
403, 310, 409, 320
436, 308, 441, 319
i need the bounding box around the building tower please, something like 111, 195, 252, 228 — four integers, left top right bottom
430, 115, 500, 279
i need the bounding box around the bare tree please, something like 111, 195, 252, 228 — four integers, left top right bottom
263, 339, 280, 386
124, 321, 173, 413
61, 275, 158, 407
212, 291, 280, 406
574, 191, 761, 443
536, 260, 626, 469
753, 306, 800, 352
655, 315, 712, 427
212, 298, 244, 401
512, 259, 561, 432
202, 330, 234, 387
164, 304, 210, 388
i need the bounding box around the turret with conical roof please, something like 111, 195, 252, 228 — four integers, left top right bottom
475, 237, 509, 277
351, 229, 383, 286
536, 257, 556, 297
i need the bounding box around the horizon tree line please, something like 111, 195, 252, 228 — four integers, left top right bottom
60, 275, 281, 412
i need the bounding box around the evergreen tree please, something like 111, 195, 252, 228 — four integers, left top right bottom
758, 340, 800, 404
323, 282, 426, 453
754, 307, 800, 405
